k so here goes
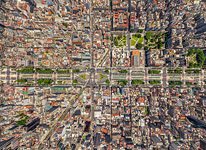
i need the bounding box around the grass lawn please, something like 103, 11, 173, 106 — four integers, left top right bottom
105, 79, 110, 85
188, 54, 196, 64
185, 69, 200, 74
57, 69, 70, 74
17, 67, 35, 74
118, 79, 128, 86
114, 35, 126, 48
138, 37, 144, 44
73, 69, 80, 73
36, 68, 54, 74
37, 79, 53, 85
148, 70, 161, 74
16, 114, 29, 126
131, 39, 136, 46
169, 81, 182, 86
118, 70, 128, 73
187, 48, 206, 68
131, 33, 144, 49
149, 80, 161, 85
168, 69, 182, 74
145, 31, 164, 50
17, 79, 27, 84
73, 79, 78, 84
131, 79, 144, 85
99, 73, 107, 80
186, 82, 193, 86
79, 74, 87, 80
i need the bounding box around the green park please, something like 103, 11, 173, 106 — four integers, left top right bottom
131, 33, 144, 49
114, 35, 127, 48
187, 48, 206, 68
144, 31, 165, 50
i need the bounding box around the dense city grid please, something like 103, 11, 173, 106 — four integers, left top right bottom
0, 0, 206, 149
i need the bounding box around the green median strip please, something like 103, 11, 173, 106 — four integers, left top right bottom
168, 68, 182, 74
73, 69, 80, 73
56, 69, 70, 74
149, 80, 161, 85
118, 79, 128, 87
148, 70, 161, 74
118, 70, 128, 74
17, 79, 27, 83
37, 79, 53, 85
17, 67, 35, 74
169, 81, 182, 86
131, 79, 144, 85
36, 68, 54, 74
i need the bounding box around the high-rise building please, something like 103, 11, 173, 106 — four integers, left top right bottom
25, 117, 40, 132
195, 14, 206, 34
0, 137, 17, 150
200, 140, 206, 150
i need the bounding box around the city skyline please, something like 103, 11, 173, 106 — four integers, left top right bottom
0, 0, 206, 149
